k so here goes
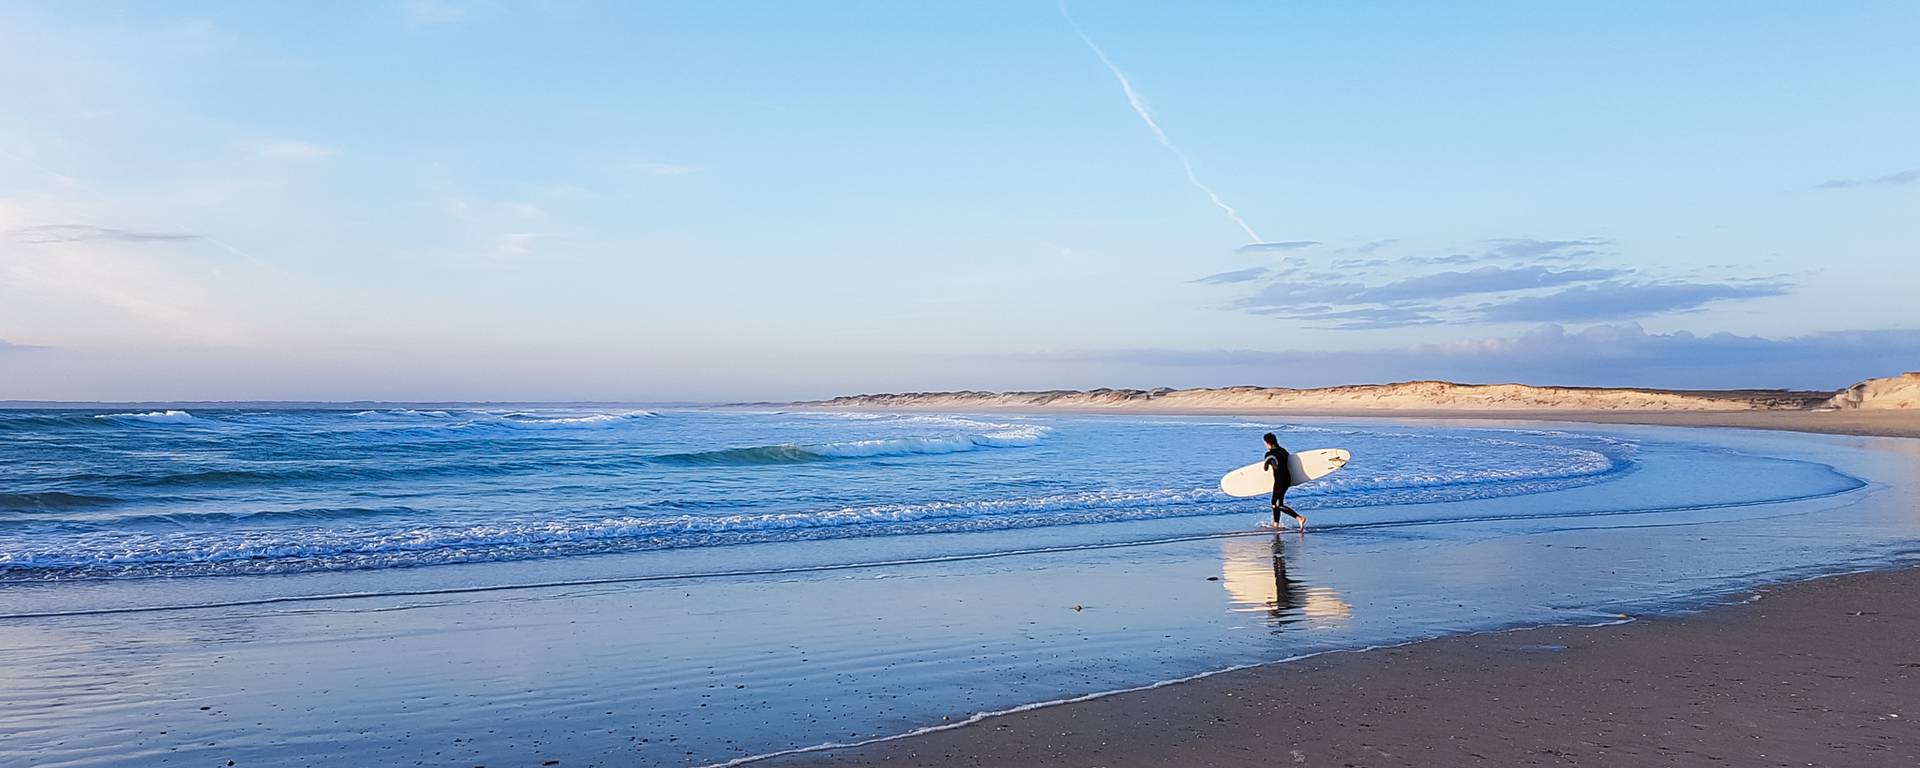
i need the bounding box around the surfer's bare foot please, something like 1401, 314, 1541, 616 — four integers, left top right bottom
1259, 521, 1282, 530
1295, 515, 1308, 532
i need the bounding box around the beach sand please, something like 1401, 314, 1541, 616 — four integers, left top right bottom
776, 565, 1920, 768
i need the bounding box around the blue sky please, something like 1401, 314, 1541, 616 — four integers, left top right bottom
1, 1, 1915, 400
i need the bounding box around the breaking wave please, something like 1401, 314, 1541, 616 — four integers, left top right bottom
654, 425, 1049, 466
95, 410, 194, 423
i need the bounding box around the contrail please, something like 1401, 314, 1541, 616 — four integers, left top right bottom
1059, 1, 1262, 243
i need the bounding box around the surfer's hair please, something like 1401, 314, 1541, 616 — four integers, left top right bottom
1263, 432, 1278, 445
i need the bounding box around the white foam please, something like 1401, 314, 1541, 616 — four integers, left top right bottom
494, 410, 658, 427
96, 410, 193, 423
0, 486, 1216, 574
805, 425, 1049, 458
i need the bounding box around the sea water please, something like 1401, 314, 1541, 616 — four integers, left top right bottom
0, 407, 1915, 766
0, 408, 1658, 581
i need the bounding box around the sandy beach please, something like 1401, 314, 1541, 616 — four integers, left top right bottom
777, 565, 1920, 768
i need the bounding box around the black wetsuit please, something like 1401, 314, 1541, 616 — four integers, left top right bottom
1264, 446, 1298, 523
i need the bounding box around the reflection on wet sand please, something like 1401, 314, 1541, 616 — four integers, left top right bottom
1220, 536, 1352, 626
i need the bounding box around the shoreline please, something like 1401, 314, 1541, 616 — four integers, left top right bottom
775, 564, 1920, 767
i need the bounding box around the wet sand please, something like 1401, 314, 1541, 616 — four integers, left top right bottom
777, 565, 1920, 767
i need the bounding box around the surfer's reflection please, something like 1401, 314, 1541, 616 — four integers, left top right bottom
1219, 536, 1352, 627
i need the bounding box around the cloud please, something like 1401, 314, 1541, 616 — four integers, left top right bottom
1341, 239, 1397, 256
1042, 324, 1920, 390
1476, 280, 1789, 323
1231, 266, 1622, 328
1359, 266, 1619, 304
1291, 307, 1445, 330
1190, 267, 1268, 285
7, 225, 201, 244
1238, 300, 1446, 330
1815, 169, 1919, 190
1392, 240, 1603, 267
1484, 238, 1607, 261
1235, 241, 1320, 254
1220, 231, 1786, 329
1234, 280, 1368, 308
256, 140, 338, 160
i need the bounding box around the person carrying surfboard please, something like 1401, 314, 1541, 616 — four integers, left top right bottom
1263, 432, 1305, 531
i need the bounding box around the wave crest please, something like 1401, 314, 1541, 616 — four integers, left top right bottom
95, 410, 193, 423
654, 425, 1049, 466
497, 411, 658, 427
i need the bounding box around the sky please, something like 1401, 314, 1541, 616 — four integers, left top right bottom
1, 0, 1915, 401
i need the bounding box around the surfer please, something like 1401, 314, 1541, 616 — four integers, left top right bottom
1263, 432, 1305, 531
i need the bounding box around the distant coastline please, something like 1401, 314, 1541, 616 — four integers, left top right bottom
803, 373, 1919, 413
797, 374, 1920, 439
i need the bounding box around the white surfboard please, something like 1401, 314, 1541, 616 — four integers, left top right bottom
1219, 448, 1351, 498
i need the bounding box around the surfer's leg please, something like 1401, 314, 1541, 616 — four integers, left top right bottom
1273, 486, 1304, 530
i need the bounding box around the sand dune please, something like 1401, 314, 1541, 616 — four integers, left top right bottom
805, 379, 1845, 412
1829, 372, 1920, 409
